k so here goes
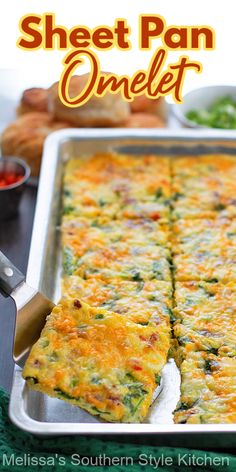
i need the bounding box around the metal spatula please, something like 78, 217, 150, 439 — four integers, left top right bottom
0, 250, 55, 368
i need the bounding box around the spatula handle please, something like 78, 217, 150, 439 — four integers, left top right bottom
0, 251, 25, 295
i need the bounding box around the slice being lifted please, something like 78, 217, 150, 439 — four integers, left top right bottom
23, 298, 170, 423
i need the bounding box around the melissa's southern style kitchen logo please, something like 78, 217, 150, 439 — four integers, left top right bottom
17, 14, 215, 106
1, 452, 231, 468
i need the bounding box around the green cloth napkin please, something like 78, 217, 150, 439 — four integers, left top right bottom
0, 386, 235, 472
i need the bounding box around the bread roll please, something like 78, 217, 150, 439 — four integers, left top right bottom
124, 113, 165, 128
130, 95, 167, 122
1, 112, 70, 177
17, 88, 49, 115
49, 74, 130, 127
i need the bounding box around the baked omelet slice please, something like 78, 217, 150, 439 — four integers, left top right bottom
63, 242, 172, 282
174, 323, 236, 359
173, 252, 236, 283
172, 155, 236, 219
174, 351, 236, 424
64, 198, 170, 221
172, 218, 236, 282
172, 154, 236, 179
174, 281, 236, 358
23, 299, 170, 423
62, 276, 173, 325
62, 216, 170, 250
172, 218, 236, 254
64, 154, 171, 221
172, 195, 236, 220
64, 153, 171, 188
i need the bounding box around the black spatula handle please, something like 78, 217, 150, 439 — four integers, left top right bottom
0, 251, 25, 295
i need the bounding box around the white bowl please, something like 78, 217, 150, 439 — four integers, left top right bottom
173, 85, 236, 129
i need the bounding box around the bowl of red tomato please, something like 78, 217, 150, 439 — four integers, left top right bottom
0, 157, 31, 220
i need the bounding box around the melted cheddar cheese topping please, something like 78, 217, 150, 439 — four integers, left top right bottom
24, 153, 236, 424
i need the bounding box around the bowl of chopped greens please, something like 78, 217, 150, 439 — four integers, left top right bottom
173, 85, 236, 129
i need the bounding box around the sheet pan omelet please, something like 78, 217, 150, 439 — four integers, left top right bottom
23, 152, 236, 424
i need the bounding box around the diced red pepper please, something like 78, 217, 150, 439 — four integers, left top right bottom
151, 212, 160, 221
0, 171, 24, 188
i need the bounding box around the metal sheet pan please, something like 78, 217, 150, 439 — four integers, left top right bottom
9, 129, 236, 444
